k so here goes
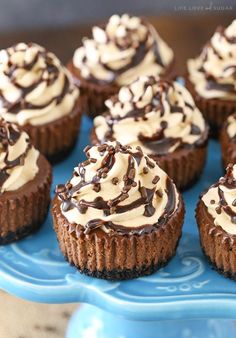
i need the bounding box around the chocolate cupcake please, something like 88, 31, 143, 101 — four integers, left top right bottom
221, 113, 236, 167
0, 42, 81, 162
187, 20, 236, 136
68, 14, 175, 118
52, 142, 184, 280
0, 118, 52, 244
196, 164, 236, 280
92, 76, 208, 190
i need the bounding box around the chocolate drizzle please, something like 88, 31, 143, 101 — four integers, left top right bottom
0, 42, 74, 115
213, 164, 236, 224
0, 119, 31, 189
56, 142, 178, 235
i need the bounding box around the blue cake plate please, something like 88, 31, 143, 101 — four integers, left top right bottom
0, 116, 236, 338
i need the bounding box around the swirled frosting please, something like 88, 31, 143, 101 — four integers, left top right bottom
94, 77, 206, 155
73, 14, 173, 86
227, 113, 236, 139
0, 42, 79, 126
202, 164, 236, 234
0, 118, 39, 192
56, 142, 179, 234
188, 20, 236, 100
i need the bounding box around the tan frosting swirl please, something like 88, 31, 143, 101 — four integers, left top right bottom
227, 113, 236, 139
73, 14, 173, 86
57, 142, 179, 234
0, 42, 79, 126
202, 164, 236, 235
188, 20, 236, 100
0, 118, 39, 192
94, 77, 206, 155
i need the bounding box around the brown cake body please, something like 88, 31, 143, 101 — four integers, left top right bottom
196, 164, 236, 280
52, 142, 185, 280
23, 102, 82, 163
0, 155, 52, 244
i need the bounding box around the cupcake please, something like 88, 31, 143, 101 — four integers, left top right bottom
52, 142, 184, 280
0, 42, 81, 162
0, 118, 52, 244
196, 164, 236, 280
221, 113, 236, 167
68, 14, 175, 118
92, 76, 208, 190
187, 20, 236, 136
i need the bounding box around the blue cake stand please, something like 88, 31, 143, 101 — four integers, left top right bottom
0, 116, 236, 338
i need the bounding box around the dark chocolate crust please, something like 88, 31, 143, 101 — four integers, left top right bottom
196, 199, 236, 280
186, 76, 236, 138
0, 154, 52, 244
22, 100, 82, 163
90, 128, 208, 191
67, 59, 176, 119
52, 194, 185, 281
67, 250, 178, 281
220, 121, 236, 168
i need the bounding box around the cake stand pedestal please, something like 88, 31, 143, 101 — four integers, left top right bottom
0, 117, 235, 338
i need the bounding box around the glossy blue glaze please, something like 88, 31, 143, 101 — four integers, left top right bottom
0, 116, 235, 325
67, 305, 236, 338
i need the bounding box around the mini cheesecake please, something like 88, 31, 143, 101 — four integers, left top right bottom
0, 118, 52, 244
0, 42, 81, 162
52, 142, 185, 280
92, 76, 208, 190
196, 164, 236, 280
187, 20, 236, 136
68, 14, 175, 118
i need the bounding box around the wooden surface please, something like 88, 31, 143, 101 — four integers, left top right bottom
0, 14, 235, 74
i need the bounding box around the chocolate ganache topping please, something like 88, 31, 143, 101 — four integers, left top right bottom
73, 14, 173, 86
0, 42, 79, 126
188, 20, 236, 100
0, 118, 39, 192
56, 142, 179, 234
94, 77, 206, 155
202, 164, 236, 234
227, 113, 236, 141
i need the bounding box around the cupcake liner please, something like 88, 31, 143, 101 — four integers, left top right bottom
186, 77, 236, 138
91, 128, 208, 191
151, 143, 208, 191
23, 101, 82, 163
220, 124, 236, 168
52, 195, 184, 281
0, 155, 52, 244
68, 59, 176, 119
196, 200, 236, 280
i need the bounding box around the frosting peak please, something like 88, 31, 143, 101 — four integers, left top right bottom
202, 164, 236, 234
188, 19, 236, 100
94, 77, 206, 155
57, 142, 179, 234
0, 42, 79, 126
73, 14, 173, 86
0, 118, 39, 192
